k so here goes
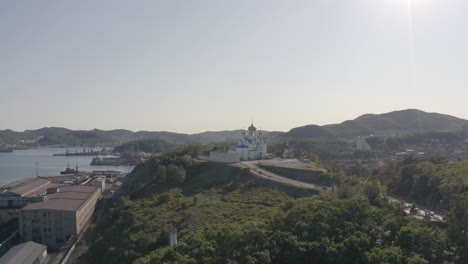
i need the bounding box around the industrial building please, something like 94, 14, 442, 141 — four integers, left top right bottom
0, 178, 51, 209
0, 241, 47, 264
18, 185, 100, 249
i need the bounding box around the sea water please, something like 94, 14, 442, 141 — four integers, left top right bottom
0, 148, 134, 186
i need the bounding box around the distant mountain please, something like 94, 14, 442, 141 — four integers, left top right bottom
192, 130, 246, 144
92, 129, 135, 140
0, 129, 38, 146
113, 138, 177, 154
353, 109, 468, 135
97, 129, 276, 145
282, 125, 335, 139
37, 130, 116, 146
282, 109, 468, 139
4, 109, 466, 146
26, 127, 73, 137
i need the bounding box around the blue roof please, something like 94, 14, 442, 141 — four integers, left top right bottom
237, 144, 249, 148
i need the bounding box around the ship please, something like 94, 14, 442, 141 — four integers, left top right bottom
0, 148, 13, 153
53, 148, 102, 157
60, 164, 79, 175
90, 157, 140, 166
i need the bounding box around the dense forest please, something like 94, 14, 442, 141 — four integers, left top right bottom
83, 151, 467, 264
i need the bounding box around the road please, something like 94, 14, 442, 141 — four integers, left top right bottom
241, 160, 445, 223
386, 195, 446, 222
241, 160, 330, 190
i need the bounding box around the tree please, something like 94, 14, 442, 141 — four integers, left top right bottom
366, 246, 406, 264
447, 192, 468, 263
155, 165, 167, 183
167, 164, 186, 185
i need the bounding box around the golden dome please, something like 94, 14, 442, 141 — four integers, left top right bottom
248, 123, 257, 132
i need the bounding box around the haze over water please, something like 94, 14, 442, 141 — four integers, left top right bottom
0, 148, 134, 186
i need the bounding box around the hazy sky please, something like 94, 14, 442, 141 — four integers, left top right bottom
1, 0, 467, 133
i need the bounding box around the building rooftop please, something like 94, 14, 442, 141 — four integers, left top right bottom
211, 149, 238, 153
22, 185, 98, 212
0, 241, 47, 264
1, 178, 50, 197
23, 183, 61, 198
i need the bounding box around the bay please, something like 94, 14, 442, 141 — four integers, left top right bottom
0, 148, 134, 186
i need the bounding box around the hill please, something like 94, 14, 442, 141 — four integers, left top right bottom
84, 152, 454, 264
26, 127, 73, 137
0, 130, 38, 147
353, 109, 468, 136
282, 109, 468, 139
3, 109, 467, 146
37, 130, 116, 146
192, 130, 246, 144
113, 138, 178, 154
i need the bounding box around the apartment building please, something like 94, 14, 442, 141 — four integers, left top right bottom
18, 185, 100, 249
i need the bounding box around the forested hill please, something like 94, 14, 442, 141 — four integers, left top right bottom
83, 151, 463, 264
112, 138, 179, 154
282, 109, 468, 139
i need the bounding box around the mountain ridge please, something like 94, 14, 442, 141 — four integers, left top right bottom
282, 109, 468, 139
2, 109, 467, 146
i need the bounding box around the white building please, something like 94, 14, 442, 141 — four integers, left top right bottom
395, 149, 425, 161
236, 123, 267, 161
208, 149, 241, 163
356, 137, 371, 151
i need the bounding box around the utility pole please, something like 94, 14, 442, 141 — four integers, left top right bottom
36, 162, 39, 177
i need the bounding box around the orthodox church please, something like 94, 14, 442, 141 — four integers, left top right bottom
236, 123, 267, 160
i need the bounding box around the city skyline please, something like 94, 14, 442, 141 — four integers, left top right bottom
2, 0, 468, 133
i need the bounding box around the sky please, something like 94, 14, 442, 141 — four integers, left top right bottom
1, 0, 468, 133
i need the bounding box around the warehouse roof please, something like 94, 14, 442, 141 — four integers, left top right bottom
0, 241, 47, 264
22, 185, 98, 212
1, 178, 50, 197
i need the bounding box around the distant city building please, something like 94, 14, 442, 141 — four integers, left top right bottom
282, 147, 294, 159
236, 123, 267, 160
90, 178, 106, 193
356, 137, 371, 151
395, 149, 425, 161
92, 170, 122, 183
0, 241, 47, 264
19, 185, 100, 249
208, 149, 241, 163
